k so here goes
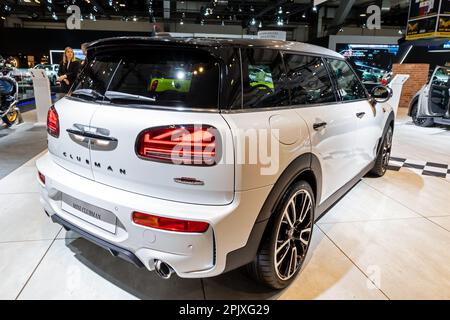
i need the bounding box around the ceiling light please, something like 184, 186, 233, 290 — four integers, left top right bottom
312, 6, 317, 12
277, 16, 283, 26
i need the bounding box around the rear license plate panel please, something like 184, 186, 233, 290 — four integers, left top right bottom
61, 194, 117, 234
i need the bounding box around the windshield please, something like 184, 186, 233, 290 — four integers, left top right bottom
72, 47, 220, 109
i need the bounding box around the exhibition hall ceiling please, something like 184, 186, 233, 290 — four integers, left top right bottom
1, 0, 410, 29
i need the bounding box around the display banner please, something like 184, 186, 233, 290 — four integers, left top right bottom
257, 31, 287, 41
408, 0, 440, 19
441, 0, 450, 13
438, 16, 450, 34
406, 0, 450, 40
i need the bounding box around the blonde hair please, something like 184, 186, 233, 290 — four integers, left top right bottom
63, 47, 75, 64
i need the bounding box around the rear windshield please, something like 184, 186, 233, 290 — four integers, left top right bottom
71, 46, 220, 109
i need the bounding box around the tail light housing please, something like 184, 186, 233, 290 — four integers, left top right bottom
47, 105, 59, 138
136, 125, 219, 166
132, 212, 209, 233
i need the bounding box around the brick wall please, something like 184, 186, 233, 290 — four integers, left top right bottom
392, 64, 430, 109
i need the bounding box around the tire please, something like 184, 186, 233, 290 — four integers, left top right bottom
247, 180, 315, 289
411, 102, 434, 127
2, 109, 19, 127
370, 125, 393, 177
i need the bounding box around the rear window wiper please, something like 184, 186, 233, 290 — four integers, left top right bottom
71, 89, 106, 101
104, 91, 156, 104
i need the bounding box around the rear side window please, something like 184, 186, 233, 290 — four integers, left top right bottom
326, 59, 367, 101
284, 54, 336, 105
241, 48, 290, 109
73, 47, 220, 109
75, 57, 118, 95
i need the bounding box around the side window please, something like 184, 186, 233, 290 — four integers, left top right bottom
284, 54, 336, 105
327, 59, 367, 101
241, 48, 289, 109
431, 68, 450, 86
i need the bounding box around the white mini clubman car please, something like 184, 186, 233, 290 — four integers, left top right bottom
37, 37, 394, 289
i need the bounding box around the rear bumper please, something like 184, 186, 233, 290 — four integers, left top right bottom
50, 214, 145, 268
36, 152, 272, 278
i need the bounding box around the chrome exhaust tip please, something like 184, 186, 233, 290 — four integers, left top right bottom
154, 260, 174, 279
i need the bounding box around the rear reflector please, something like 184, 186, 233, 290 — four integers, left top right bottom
136, 125, 218, 166
38, 171, 45, 185
47, 105, 59, 138
132, 212, 209, 233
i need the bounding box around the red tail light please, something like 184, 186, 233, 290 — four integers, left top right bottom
136, 125, 218, 166
38, 171, 45, 185
150, 79, 158, 91
47, 105, 59, 138
132, 212, 209, 233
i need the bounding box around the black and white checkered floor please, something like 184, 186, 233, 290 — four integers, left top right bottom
388, 156, 450, 179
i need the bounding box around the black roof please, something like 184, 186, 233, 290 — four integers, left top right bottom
88, 36, 342, 59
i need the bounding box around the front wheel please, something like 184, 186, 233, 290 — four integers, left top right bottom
370, 126, 393, 177
2, 109, 19, 127
411, 102, 434, 127
247, 181, 315, 289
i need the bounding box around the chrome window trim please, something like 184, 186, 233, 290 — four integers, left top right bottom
220, 98, 371, 114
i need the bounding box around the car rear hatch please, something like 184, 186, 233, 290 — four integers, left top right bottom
50, 39, 235, 206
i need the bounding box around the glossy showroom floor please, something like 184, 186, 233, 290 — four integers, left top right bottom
0, 108, 449, 300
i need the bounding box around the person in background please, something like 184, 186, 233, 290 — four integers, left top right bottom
80, 42, 89, 67
57, 47, 79, 94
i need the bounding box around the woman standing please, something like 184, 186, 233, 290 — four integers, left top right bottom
57, 47, 79, 94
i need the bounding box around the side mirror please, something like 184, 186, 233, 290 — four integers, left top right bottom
370, 85, 393, 103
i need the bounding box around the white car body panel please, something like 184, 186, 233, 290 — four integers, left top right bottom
222, 108, 310, 192
87, 104, 235, 205
293, 103, 358, 202
37, 151, 271, 277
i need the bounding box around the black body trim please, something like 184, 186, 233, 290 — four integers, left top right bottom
407, 95, 419, 116
50, 214, 145, 268
315, 160, 374, 221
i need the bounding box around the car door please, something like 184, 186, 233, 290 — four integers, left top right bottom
427, 67, 450, 117
326, 58, 383, 173
283, 54, 358, 203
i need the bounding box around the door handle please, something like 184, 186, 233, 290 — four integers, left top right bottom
356, 112, 366, 119
313, 122, 327, 130
66, 129, 118, 142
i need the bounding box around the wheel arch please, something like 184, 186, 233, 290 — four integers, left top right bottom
407, 91, 422, 116
376, 111, 395, 155
223, 152, 322, 273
